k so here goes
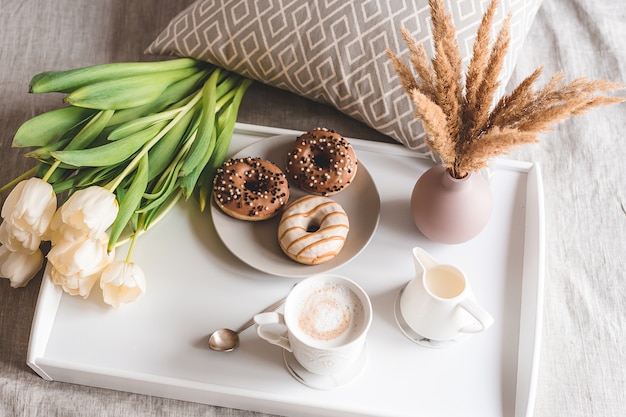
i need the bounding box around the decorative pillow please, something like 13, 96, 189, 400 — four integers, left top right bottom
146, 0, 543, 153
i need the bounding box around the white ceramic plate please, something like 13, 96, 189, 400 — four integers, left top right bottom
211, 134, 380, 277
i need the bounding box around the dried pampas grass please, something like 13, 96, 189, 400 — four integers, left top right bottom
387, 0, 624, 178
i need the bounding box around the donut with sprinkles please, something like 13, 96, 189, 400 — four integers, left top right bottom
213, 157, 289, 221
285, 128, 358, 196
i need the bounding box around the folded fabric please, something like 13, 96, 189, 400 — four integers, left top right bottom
146, 0, 542, 152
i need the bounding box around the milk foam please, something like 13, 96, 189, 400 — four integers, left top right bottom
295, 282, 365, 346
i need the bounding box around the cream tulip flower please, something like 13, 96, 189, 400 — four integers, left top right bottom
0, 177, 56, 287
57, 186, 118, 239
47, 233, 115, 298
0, 245, 43, 288
44, 208, 81, 244
48, 266, 101, 298
1, 177, 57, 236
0, 221, 41, 253
100, 261, 146, 309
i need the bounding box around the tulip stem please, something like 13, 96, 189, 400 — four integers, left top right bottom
126, 231, 138, 263
41, 160, 62, 183
105, 89, 204, 192
0, 166, 39, 193
112, 190, 182, 249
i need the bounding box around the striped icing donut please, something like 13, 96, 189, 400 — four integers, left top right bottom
277, 195, 349, 265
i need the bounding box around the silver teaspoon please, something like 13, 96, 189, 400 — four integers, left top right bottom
208, 295, 287, 352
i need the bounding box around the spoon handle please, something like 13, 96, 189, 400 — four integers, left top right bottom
235, 296, 287, 334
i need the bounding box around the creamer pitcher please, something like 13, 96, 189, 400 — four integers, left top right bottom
394, 247, 494, 348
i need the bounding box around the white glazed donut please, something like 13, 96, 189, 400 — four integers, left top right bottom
277, 195, 349, 265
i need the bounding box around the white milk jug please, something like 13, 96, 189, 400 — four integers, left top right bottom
396, 247, 494, 347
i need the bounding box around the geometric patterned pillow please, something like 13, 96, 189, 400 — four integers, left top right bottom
146, 0, 543, 154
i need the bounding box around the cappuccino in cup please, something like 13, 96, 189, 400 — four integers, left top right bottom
255, 274, 372, 376
294, 281, 365, 347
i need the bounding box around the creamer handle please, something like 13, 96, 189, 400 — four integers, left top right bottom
459, 299, 494, 333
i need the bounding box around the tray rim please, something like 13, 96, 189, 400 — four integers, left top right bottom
26, 122, 545, 417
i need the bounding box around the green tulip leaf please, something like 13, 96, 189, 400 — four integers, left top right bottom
13, 106, 96, 147
108, 156, 149, 251
51, 122, 165, 167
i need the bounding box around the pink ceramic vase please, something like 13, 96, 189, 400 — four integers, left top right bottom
410, 164, 492, 244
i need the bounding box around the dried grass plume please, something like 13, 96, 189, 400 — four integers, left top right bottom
387, 0, 625, 178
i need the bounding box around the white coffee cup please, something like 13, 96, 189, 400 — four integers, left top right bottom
254, 274, 372, 376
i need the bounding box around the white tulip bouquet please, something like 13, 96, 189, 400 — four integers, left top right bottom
0, 58, 252, 308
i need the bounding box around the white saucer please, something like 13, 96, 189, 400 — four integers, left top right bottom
393, 284, 467, 349
282, 344, 369, 390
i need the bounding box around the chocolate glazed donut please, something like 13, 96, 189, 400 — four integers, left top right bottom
213, 157, 289, 221
286, 128, 358, 196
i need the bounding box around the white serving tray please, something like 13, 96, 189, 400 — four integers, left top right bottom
27, 123, 544, 417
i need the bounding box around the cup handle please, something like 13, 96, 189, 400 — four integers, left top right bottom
254, 312, 292, 351
459, 299, 494, 334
